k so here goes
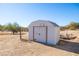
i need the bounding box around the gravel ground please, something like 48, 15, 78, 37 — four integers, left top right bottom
0, 31, 78, 56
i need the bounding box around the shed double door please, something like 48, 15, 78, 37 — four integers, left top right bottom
33, 26, 47, 43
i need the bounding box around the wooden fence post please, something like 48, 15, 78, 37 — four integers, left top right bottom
20, 27, 22, 40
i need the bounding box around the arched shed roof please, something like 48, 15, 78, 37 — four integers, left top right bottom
30, 20, 59, 27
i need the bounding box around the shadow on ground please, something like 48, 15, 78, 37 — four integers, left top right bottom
55, 40, 79, 54
20, 38, 79, 54
33, 40, 79, 54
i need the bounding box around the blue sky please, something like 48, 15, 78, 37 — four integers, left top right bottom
0, 3, 79, 27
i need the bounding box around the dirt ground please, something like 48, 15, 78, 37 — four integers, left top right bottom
0, 31, 79, 56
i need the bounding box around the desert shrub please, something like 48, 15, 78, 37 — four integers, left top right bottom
20, 27, 28, 32
60, 22, 79, 30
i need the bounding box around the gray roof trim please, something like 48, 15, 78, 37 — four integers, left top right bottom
47, 21, 59, 27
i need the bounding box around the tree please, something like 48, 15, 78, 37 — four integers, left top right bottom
6, 23, 20, 35
0, 25, 2, 31
0, 25, 6, 31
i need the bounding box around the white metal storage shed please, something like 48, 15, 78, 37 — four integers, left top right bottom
28, 20, 60, 45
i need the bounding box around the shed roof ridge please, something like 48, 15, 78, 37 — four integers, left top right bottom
35, 20, 59, 27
